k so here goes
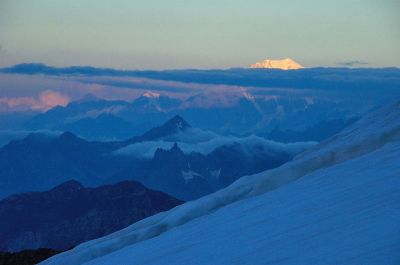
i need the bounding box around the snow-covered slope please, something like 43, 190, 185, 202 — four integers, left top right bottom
41, 101, 400, 265
250, 58, 304, 70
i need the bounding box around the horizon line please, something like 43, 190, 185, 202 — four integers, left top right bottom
1, 62, 400, 73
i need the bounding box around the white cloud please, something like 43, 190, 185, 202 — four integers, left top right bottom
113, 128, 316, 159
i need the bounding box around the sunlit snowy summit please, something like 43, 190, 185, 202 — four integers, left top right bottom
250, 58, 304, 70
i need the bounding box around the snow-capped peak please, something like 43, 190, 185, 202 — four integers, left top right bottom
250, 58, 304, 70
142, 91, 161, 98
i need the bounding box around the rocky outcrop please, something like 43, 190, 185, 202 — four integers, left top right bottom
0, 181, 182, 252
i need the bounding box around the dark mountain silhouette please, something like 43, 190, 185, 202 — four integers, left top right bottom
60, 113, 138, 140
0, 115, 192, 199
113, 142, 292, 201
0, 248, 62, 265
0, 114, 299, 201
140, 115, 190, 139
0, 131, 126, 199
0, 180, 182, 252
121, 115, 191, 145
26, 98, 130, 131
25, 93, 184, 140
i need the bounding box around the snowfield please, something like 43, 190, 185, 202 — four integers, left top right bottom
41, 101, 400, 265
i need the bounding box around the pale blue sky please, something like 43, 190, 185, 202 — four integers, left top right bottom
0, 0, 399, 69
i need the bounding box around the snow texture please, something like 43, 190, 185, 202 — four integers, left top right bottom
41, 101, 400, 265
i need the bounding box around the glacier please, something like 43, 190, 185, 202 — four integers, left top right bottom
41, 101, 400, 265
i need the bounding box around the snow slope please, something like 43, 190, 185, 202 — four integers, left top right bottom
41, 101, 400, 265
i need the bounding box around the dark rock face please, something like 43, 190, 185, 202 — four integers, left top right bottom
123, 115, 191, 145
0, 248, 62, 265
0, 181, 182, 252
0, 114, 295, 202
115, 142, 291, 201
0, 131, 127, 199
0, 115, 191, 199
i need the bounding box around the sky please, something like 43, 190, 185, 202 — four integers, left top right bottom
0, 0, 399, 69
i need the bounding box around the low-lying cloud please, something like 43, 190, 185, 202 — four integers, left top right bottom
336, 60, 369, 67
114, 128, 316, 159
0, 90, 69, 112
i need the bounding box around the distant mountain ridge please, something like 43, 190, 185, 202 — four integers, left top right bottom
0, 180, 182, 252
0, 115, 311, 201
0, 115, 190, 199
111, 118, 314, 200
116, 141, 295, 200
16, 87, 364, 141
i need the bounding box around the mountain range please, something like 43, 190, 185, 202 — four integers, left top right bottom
0, 115, 312, 200
115, 140, 298, 200
41, 101, 400, 265
7, 91, 359, 142
0, 180, 182, 252
0, 64, 398, 265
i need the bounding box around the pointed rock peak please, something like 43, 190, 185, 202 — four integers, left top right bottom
59, 131, 78, 140
171, 142, 180, 151
52, 180, 84, 192
250, 58, 304, 70
140, 115, 191, 141
169, 142, 185, 155
58, 131, 87, 144
153, 142, 184, 160
166, 115, 191, 130
142, 91, 161, 98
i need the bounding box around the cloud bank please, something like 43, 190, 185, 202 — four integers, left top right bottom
114, 128, 316, 158
336, 60, 369, 67
0, 90, 69, 112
